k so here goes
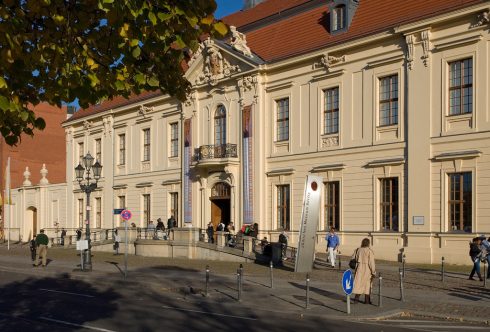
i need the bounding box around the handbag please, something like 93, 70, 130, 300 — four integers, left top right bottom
349, 249, 359, 269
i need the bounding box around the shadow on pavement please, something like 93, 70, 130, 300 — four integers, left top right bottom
0, 273, 120, 331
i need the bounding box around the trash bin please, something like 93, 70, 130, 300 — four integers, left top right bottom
271, 242, 283, 265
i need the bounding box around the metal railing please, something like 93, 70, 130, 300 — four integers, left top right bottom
137, 228, 170, 240
195, 144, 238, 161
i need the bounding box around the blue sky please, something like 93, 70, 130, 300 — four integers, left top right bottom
215, 0, 244, 18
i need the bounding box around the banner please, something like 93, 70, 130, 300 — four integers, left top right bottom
183, 119, 192, 224
295, 174, 323, 273
242, 105, 253, 224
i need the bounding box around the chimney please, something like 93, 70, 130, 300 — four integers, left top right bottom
66, 105, 77, 119
243, 0, 265, 10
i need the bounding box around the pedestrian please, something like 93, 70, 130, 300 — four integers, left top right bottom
249, 223, 259, 238
352, 238, 376, 304
216, 220, 225, 232
226, 222, 236, 247
147, 220, 156, 239
260, 236, 269, 253
60, 228, 67, 246
279, 230, 288, 260
325, 227, 340, 268
469, 237, 483, 281
34, 229, 49, 267
167, 215, 175, 230
76, 228, 82, 241
479, 235, 490, 279
29, 236, 37, 262
114, 230, 121, 255
156, 218, 165, 231
206, 222, 214, 244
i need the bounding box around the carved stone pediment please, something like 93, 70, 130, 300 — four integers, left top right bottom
187, 38, 247, 87
194, 38, 241, 86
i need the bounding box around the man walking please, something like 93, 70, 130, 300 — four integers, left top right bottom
480, 235, 490, 279
34, 229, 49, 267
325, 227, 340, 268
60, 228, 67, 246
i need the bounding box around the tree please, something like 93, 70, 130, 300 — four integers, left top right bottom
0, 0, 227, 145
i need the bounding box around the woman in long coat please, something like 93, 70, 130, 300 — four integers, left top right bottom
352, 238, 376, 304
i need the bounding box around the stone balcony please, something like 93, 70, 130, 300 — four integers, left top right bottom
193, 144, 239, 167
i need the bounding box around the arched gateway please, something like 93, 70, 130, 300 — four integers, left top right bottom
210, 182, 231, 230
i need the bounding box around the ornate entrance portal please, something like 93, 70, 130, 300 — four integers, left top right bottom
210, 182, 231, 230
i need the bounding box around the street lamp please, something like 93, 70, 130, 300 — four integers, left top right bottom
75, 152, 102, 271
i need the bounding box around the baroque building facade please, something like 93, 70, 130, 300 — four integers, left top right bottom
9, 0, 490, 264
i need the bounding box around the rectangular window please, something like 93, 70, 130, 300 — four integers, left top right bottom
143, 194, 151, 227
170, 192, 178, 223
143, 128, 150, 161
332, 5, 346, 31
170, 123, 179, 157
448, 172, 472, 232
324, 87, 339, 134
118, 195, 126, 209
380, 177, 399, 231
379, 75, 398, 126
78, 198, 84, 229
95, 197, 102, 228
119, 134, 126, 165
449, 58, 473, 115
95, 138, 102, 162
276, 98, 289, 142
324, 181, 340, 230
78, 142, 84, 164
277, 185, 290, 230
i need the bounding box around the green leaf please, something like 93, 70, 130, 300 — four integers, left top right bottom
214, 22, 228, 36
132, 46, 141, 58
0, 95, 9, 111
148, 12, 157, 25
114, 80, 125, 90
0, 77, 6, 89
129, 39, 139, 47
147, 76, 159, 87
134, 73, 145, 84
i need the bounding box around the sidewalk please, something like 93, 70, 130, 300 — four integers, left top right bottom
0, 244, 489, 325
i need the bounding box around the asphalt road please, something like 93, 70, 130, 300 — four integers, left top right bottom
0, 268, 486, 332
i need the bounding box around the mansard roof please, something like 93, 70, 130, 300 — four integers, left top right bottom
65, 0, 485, 124
223, 0, 485, 62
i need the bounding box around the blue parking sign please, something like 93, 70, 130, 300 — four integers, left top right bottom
342, 269, 354, 295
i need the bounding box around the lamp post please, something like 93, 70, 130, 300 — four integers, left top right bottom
75, 152, 102, 271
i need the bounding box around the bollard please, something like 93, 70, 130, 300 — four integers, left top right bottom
399, 270, 405, 302
237, 268, 242, 302
441, 256, 445, 283
378, 273, 383, 307
338, 257, 341, 271
402, 254, 406, 278
306, 273, 310, 309
270, 260, 274, 289
346, 294, 351, 315
205, 265, 210, 297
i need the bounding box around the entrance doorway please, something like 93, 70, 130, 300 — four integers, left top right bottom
210, 182, 231, 231
27, 207, 38, 239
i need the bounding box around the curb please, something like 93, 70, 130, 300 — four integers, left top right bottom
356, 309, 490, 325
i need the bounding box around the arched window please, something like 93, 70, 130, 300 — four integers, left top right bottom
214, 105, 226, 146
332, 5, 346, 31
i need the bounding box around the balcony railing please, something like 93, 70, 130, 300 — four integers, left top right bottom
195, 144, 238, 161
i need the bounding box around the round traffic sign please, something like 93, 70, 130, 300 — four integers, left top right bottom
120, 209, 132, 221
342, 269, 354, 295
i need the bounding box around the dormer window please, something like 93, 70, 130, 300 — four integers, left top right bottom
328, 0, 359, 35
332, 5, 346, 31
